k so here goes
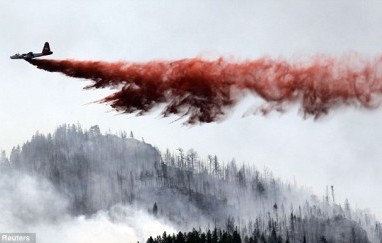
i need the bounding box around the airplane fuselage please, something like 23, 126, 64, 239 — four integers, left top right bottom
10, 42, 53, 60
10, 52, 52, 60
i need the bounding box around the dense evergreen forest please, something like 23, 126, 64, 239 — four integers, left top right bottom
147, 229, 242, 243
148, 226, 371, 243
1, 124, 381, 242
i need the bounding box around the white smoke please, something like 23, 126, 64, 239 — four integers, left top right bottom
0, 171, 177, 243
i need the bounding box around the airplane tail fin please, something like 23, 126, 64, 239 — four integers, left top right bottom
42, 42, 52, 54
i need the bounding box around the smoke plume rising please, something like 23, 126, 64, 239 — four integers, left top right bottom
0, 171, 177, 243
27, 55, 382, 123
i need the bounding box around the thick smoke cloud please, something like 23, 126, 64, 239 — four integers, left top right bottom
0, 171, 176, 243
28, 55, 382, 123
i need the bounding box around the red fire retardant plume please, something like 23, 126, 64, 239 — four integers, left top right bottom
27, 55, 382, 124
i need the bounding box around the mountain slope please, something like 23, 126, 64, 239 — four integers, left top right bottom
1, 124, 381, 242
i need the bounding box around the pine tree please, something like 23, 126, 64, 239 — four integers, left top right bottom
176, 232, 185, 243
153, 202, 158, 216
147, 236, 154, 243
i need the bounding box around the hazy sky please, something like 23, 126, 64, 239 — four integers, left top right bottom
1, 0, 382, 219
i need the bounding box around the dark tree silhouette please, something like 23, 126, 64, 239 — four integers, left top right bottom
153, 202, 158, 216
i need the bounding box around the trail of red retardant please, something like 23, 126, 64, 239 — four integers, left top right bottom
27, 55, 382, 124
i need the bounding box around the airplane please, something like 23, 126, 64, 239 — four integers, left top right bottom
10, 42, 53, 60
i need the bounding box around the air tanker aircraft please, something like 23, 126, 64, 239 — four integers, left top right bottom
10, 42, 53, 60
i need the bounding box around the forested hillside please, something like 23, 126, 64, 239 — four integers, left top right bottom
1, 124, 381, 242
